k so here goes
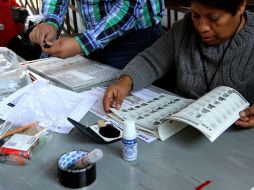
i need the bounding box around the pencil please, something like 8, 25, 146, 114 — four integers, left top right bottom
0, 121, 37, 140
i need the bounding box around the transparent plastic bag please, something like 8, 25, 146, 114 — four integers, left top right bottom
0, 68, 31, 102
0, 47, 21, 74
0, 80, 86, 134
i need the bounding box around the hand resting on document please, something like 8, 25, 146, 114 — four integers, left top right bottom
103, 75, 133, 113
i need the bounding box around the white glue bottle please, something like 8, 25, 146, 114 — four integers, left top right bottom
122, 120, 137, 161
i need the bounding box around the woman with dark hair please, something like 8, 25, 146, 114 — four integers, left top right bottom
103, 0, 254, 128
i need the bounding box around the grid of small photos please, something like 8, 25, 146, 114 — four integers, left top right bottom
171, 87, 249, 132
111, 94, 193, 131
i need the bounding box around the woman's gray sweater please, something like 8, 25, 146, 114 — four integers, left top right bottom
120, 11, 254, 103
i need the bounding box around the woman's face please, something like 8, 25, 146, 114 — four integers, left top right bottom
191, 1, 245, 46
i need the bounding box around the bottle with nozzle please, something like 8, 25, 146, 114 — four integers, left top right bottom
71, 149, 103, 170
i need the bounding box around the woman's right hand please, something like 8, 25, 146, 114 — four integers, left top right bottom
103, 75, 133, 113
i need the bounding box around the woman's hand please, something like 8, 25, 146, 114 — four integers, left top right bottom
103, 75, 133, 113
235, 104, 254, 128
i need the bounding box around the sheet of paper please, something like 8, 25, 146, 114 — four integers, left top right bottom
86, 87, 161, 117
109, 119, 157, 143
137, 131, 157, 143
68, 92, 99, 121
65, 70, 95, 81
170, 86, 249, 142
0, 83, 33, 120
131, 88, 159, 100
26, 55, 119, 92
111, 94, 193, 130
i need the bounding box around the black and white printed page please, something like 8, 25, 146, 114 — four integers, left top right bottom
169, 86, 250, 142
110, 93, 194, 140
27, 55, 119, 92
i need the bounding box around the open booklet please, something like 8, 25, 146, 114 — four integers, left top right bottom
26, 55, 119, 92
109, 86, 250, 142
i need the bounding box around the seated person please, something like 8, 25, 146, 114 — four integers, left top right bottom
103, 0, 254, 128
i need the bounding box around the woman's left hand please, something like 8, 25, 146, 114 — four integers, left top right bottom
235, 104, 254, 128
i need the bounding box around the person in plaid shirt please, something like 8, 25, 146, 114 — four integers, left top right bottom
29, 0, 165, 69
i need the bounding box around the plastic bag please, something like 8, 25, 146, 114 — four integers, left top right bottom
0, 47, 30, 101
0, 80, 86, 134
0, 47, 21, 74
0, 68, 31, 102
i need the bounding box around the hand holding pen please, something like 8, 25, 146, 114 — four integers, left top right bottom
43, 43, 51, 48
29, 23, 57, 45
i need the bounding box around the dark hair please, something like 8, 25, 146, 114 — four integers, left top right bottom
191, 0, 245, 15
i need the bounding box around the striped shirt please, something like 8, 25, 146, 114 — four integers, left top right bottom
42, 0, 165, 56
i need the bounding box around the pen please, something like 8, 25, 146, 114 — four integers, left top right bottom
43, 43, 51, 48
29, 72, 37, 81
0, 153, 28, 165
7, 103, 15, 107
43, 40, 51, 48
0, 121, 38, 140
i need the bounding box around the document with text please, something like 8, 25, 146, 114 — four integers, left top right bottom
26, 55, 119, 92
110, 86, 249, 142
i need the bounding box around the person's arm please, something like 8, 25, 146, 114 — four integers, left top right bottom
42, 0, 69, 30
235, 104, 254, 128
103, 75, 133, 113
29, 0, 69, 45
75, 0, 163, 56
102, 15, 191, 112
102, 29, 176, 112
120, 29, 175, 92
